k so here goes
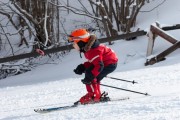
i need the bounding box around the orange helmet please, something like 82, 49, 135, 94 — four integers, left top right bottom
69, 28, 90, 43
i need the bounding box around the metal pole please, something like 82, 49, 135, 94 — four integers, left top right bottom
106, 76, 138, 84
100, 83, 149, 96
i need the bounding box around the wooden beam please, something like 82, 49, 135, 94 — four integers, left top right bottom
0, 45, 74, 63
162, 24, 180, 31
151, 25, 178, 44
146, 24, 180, 65
99, 30, 146, 43
145, 41, 180, 66
0, 30, 146, 64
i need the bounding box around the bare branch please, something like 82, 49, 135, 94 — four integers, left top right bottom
48, 1, 102, 21
44, 0, 49, 46
0, 23, 14, 55
12, 1, 39, 26
0, 27, 27, 36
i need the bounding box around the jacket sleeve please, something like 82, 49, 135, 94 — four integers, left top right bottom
88, 50, 104, 77
83, 54, 104, 83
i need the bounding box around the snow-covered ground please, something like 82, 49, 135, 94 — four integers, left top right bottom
1, 0, 180, 120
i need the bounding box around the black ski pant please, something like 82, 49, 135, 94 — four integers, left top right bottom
85, 63, 117, 83
96, 63, 117, 82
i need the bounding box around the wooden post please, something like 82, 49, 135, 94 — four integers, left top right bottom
145, 41, 180, 66
146, 28, 155, 57
145, 23, 180, 66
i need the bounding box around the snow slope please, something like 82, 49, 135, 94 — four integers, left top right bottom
1, 0, 180, 120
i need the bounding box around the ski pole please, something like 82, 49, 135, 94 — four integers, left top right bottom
100, 83, 150, 96
106, 76, 138, 84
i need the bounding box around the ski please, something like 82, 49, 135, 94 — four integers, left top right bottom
34, 104, 78, 113
34, 97, 129, 113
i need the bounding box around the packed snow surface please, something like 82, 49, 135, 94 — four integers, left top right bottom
1, 0, 180, 120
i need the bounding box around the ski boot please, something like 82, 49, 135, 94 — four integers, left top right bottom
79, 92, 94, 105
79, 79, 101, 104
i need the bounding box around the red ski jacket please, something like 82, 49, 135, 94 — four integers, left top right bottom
84, 44, 118, 77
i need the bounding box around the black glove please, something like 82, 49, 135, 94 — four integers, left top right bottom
74, 64, 85, 75
81, 66, 95, 84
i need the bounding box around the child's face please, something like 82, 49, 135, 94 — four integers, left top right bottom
73, 42, 80, 51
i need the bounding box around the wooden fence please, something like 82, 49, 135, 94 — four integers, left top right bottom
145, 23, 180, 65
0, 24, 180, 64
0, 30, 146, 64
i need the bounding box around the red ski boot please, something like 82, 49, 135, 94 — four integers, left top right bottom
79, 79, 101, 104
92, 82, 101, 102
79, 92, 94, 104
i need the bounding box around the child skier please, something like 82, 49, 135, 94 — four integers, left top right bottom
68, 28, 118, 104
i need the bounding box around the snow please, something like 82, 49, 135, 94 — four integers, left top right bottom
1, 0, 180, 120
